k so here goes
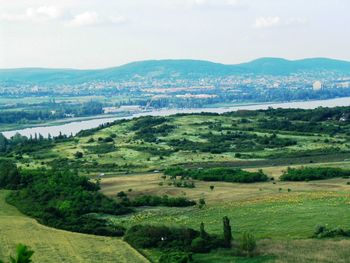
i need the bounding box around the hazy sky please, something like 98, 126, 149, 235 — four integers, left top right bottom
0, 0, 349, 69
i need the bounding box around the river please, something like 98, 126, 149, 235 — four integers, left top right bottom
3, 97, 350, 139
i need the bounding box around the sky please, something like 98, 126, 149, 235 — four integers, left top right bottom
0, 0, 349, 69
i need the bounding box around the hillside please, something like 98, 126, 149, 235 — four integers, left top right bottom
1, 57, 350, 85
3, 107, 350, 262
0, 191, 148, 263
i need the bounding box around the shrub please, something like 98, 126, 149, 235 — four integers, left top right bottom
159, 252, 193, 263
7, 244, 34, 263
103, 137, 114, 143
74, 151, 83, 159
165, 167, 268, 183
198, 198, 206, 209
0, 159, 20, 189
223, 216, 232, 248
239, 232, 257, 257
313, 225, 350, 238
280, 167, 350, 181
191, 237, 211, 253
124, 225, 199, 249
131, 195, 196, 207
6, 168, 131, 236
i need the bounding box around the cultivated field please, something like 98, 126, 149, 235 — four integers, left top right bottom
0, 191, 148, 263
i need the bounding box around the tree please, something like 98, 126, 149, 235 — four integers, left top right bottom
0, 160, 20, 189
209, 185, 214, 191
199, 222, 209, 240
9, 244, 34, 263
74, 151, 83, 159
223, 216, 232, 248
0, 133, 9, 153
198, 198, 206, 209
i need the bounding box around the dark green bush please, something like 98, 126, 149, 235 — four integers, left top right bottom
165, 167, 268, 183
124, 225, 199, 249
6, 168, 131, 236
131, 195, 196, 207
159, 251, 193, 263
313, 225, 350, 238
0, 159, 20, 189
280, 167, 350, 181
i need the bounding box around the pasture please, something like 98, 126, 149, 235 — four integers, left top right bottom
99, 165, 350, 262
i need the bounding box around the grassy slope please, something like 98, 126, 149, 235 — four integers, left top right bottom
99, 167, 350, 262
9, 113, 350, 262
101, 169, 350, 239
0, 191, 148, 263
21, 114, 350, 174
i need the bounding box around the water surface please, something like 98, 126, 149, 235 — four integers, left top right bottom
3, 97, 350, 138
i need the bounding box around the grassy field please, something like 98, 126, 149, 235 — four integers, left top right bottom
98, 165, 350, 262
19, 113, 350, 175
6, 112, 350, 262
0, 191, 148, 263
100, 167, 350, 239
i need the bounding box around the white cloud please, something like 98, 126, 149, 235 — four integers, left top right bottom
186, 0, 245, 8
1, 6, 127, 27
66, 11, 127, 27
254, 16, 281, 28
254, 16, 307, 29
66, 11, 99, 27
0, 6, 64, 22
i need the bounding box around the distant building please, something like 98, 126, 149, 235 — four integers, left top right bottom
313, 81, 322, 91
103, 105, 141, 114
337, 82, 350, 88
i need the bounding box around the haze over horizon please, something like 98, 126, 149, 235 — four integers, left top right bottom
1, 0, 349, 69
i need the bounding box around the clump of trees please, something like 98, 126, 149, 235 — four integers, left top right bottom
165, 167, 269, 183
117, 193, 197, 207
131, 116, 175, 142
313, 225, 350, 238
124, 217, 231, 253
280, 167, 350, 181
0, 159, 21, 189
2, 160, 130, 236
125, 216, 257, 259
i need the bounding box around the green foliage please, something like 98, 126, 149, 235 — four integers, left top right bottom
130, 195, 196, 207
159, 251, 193, 263
280, 167, 350, 181
124, 225, 199, 249
84, 143, 116, 154
239, 232, 257, 257
131, 116, 174, 142
0, 159, 20, 189
125, 223, 224, 254
74, 151, 83, 159
258, 119, 341, 134
223, 216, 232, 248
165, 167, 268, 183
9, 244, 34, 263
190, 237, 211, 253
0, 244, 34, 263
198, 198, 206, 209
6, 168, 130, 236
313, 225, 350, 238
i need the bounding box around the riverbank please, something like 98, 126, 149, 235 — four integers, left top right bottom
2, 96, 350, 138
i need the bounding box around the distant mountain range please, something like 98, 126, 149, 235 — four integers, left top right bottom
1, 58, 350, 85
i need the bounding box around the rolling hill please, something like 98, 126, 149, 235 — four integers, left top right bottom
1, 58, 350, 85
